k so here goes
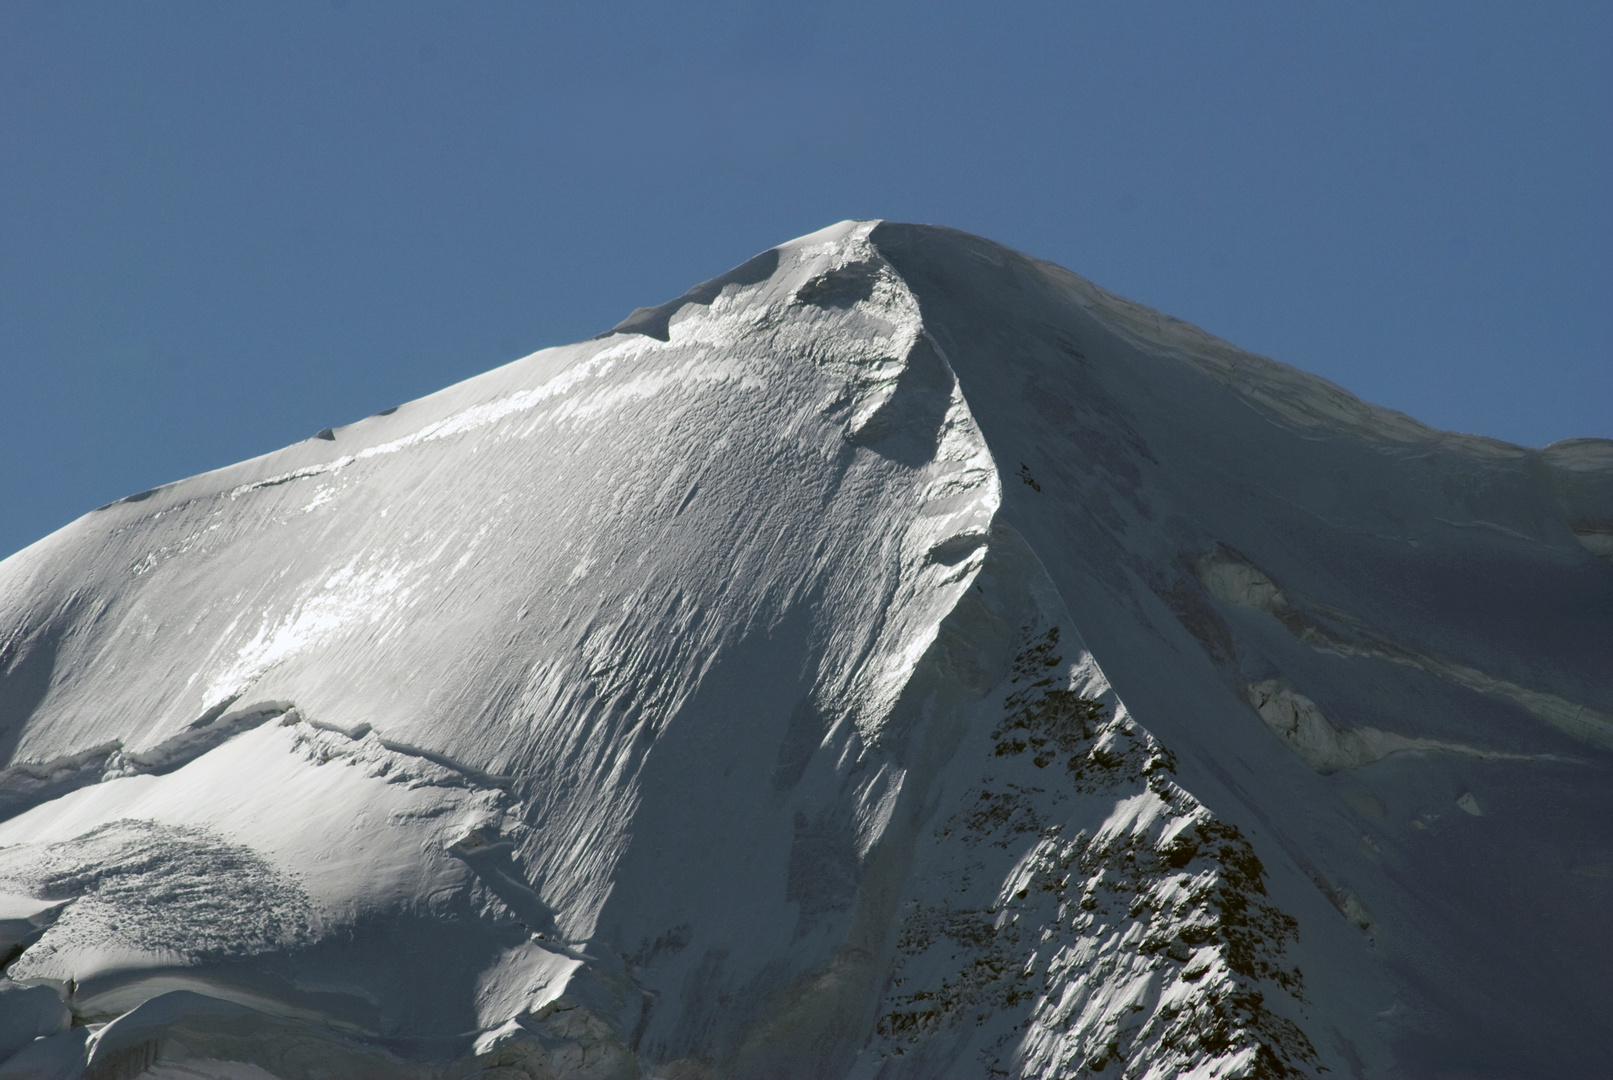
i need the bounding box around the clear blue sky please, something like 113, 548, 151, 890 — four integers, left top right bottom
3, 2, 1609, 559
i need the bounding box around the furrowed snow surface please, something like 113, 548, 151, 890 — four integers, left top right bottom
0, 221, 1608, 1079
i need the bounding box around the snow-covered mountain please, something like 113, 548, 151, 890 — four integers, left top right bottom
1, 221, 1608, 1080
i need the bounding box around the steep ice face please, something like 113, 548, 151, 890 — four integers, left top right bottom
0, 220, 1607, 1079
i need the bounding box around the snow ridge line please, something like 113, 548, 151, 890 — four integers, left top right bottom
0, 701, 517, 831
858, 530, 1322, 1078
786, 234, 1317, 1074
0, 704, 287, 825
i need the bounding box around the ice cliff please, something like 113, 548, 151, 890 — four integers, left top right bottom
1, 221, 1608, 1079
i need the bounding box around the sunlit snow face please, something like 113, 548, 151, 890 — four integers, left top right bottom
199, 555, 420, 710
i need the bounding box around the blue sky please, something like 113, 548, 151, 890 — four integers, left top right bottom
2, 2, 1609, 559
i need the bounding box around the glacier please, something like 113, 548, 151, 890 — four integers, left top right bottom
0, 220, 1608, 1079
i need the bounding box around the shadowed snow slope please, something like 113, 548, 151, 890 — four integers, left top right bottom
0, 221, 1607, 1080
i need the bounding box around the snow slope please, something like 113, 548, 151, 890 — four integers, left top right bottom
0, 220, 1607, 1079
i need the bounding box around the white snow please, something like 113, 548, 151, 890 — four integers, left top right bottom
0, 219, 1607, 1078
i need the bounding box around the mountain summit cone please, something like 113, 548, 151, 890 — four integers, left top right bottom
1, 221, 1608, 1079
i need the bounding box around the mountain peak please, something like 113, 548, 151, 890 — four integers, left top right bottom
0, 222, 1606, 1079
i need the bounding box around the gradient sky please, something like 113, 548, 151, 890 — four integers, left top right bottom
3, 2, 1609, 559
